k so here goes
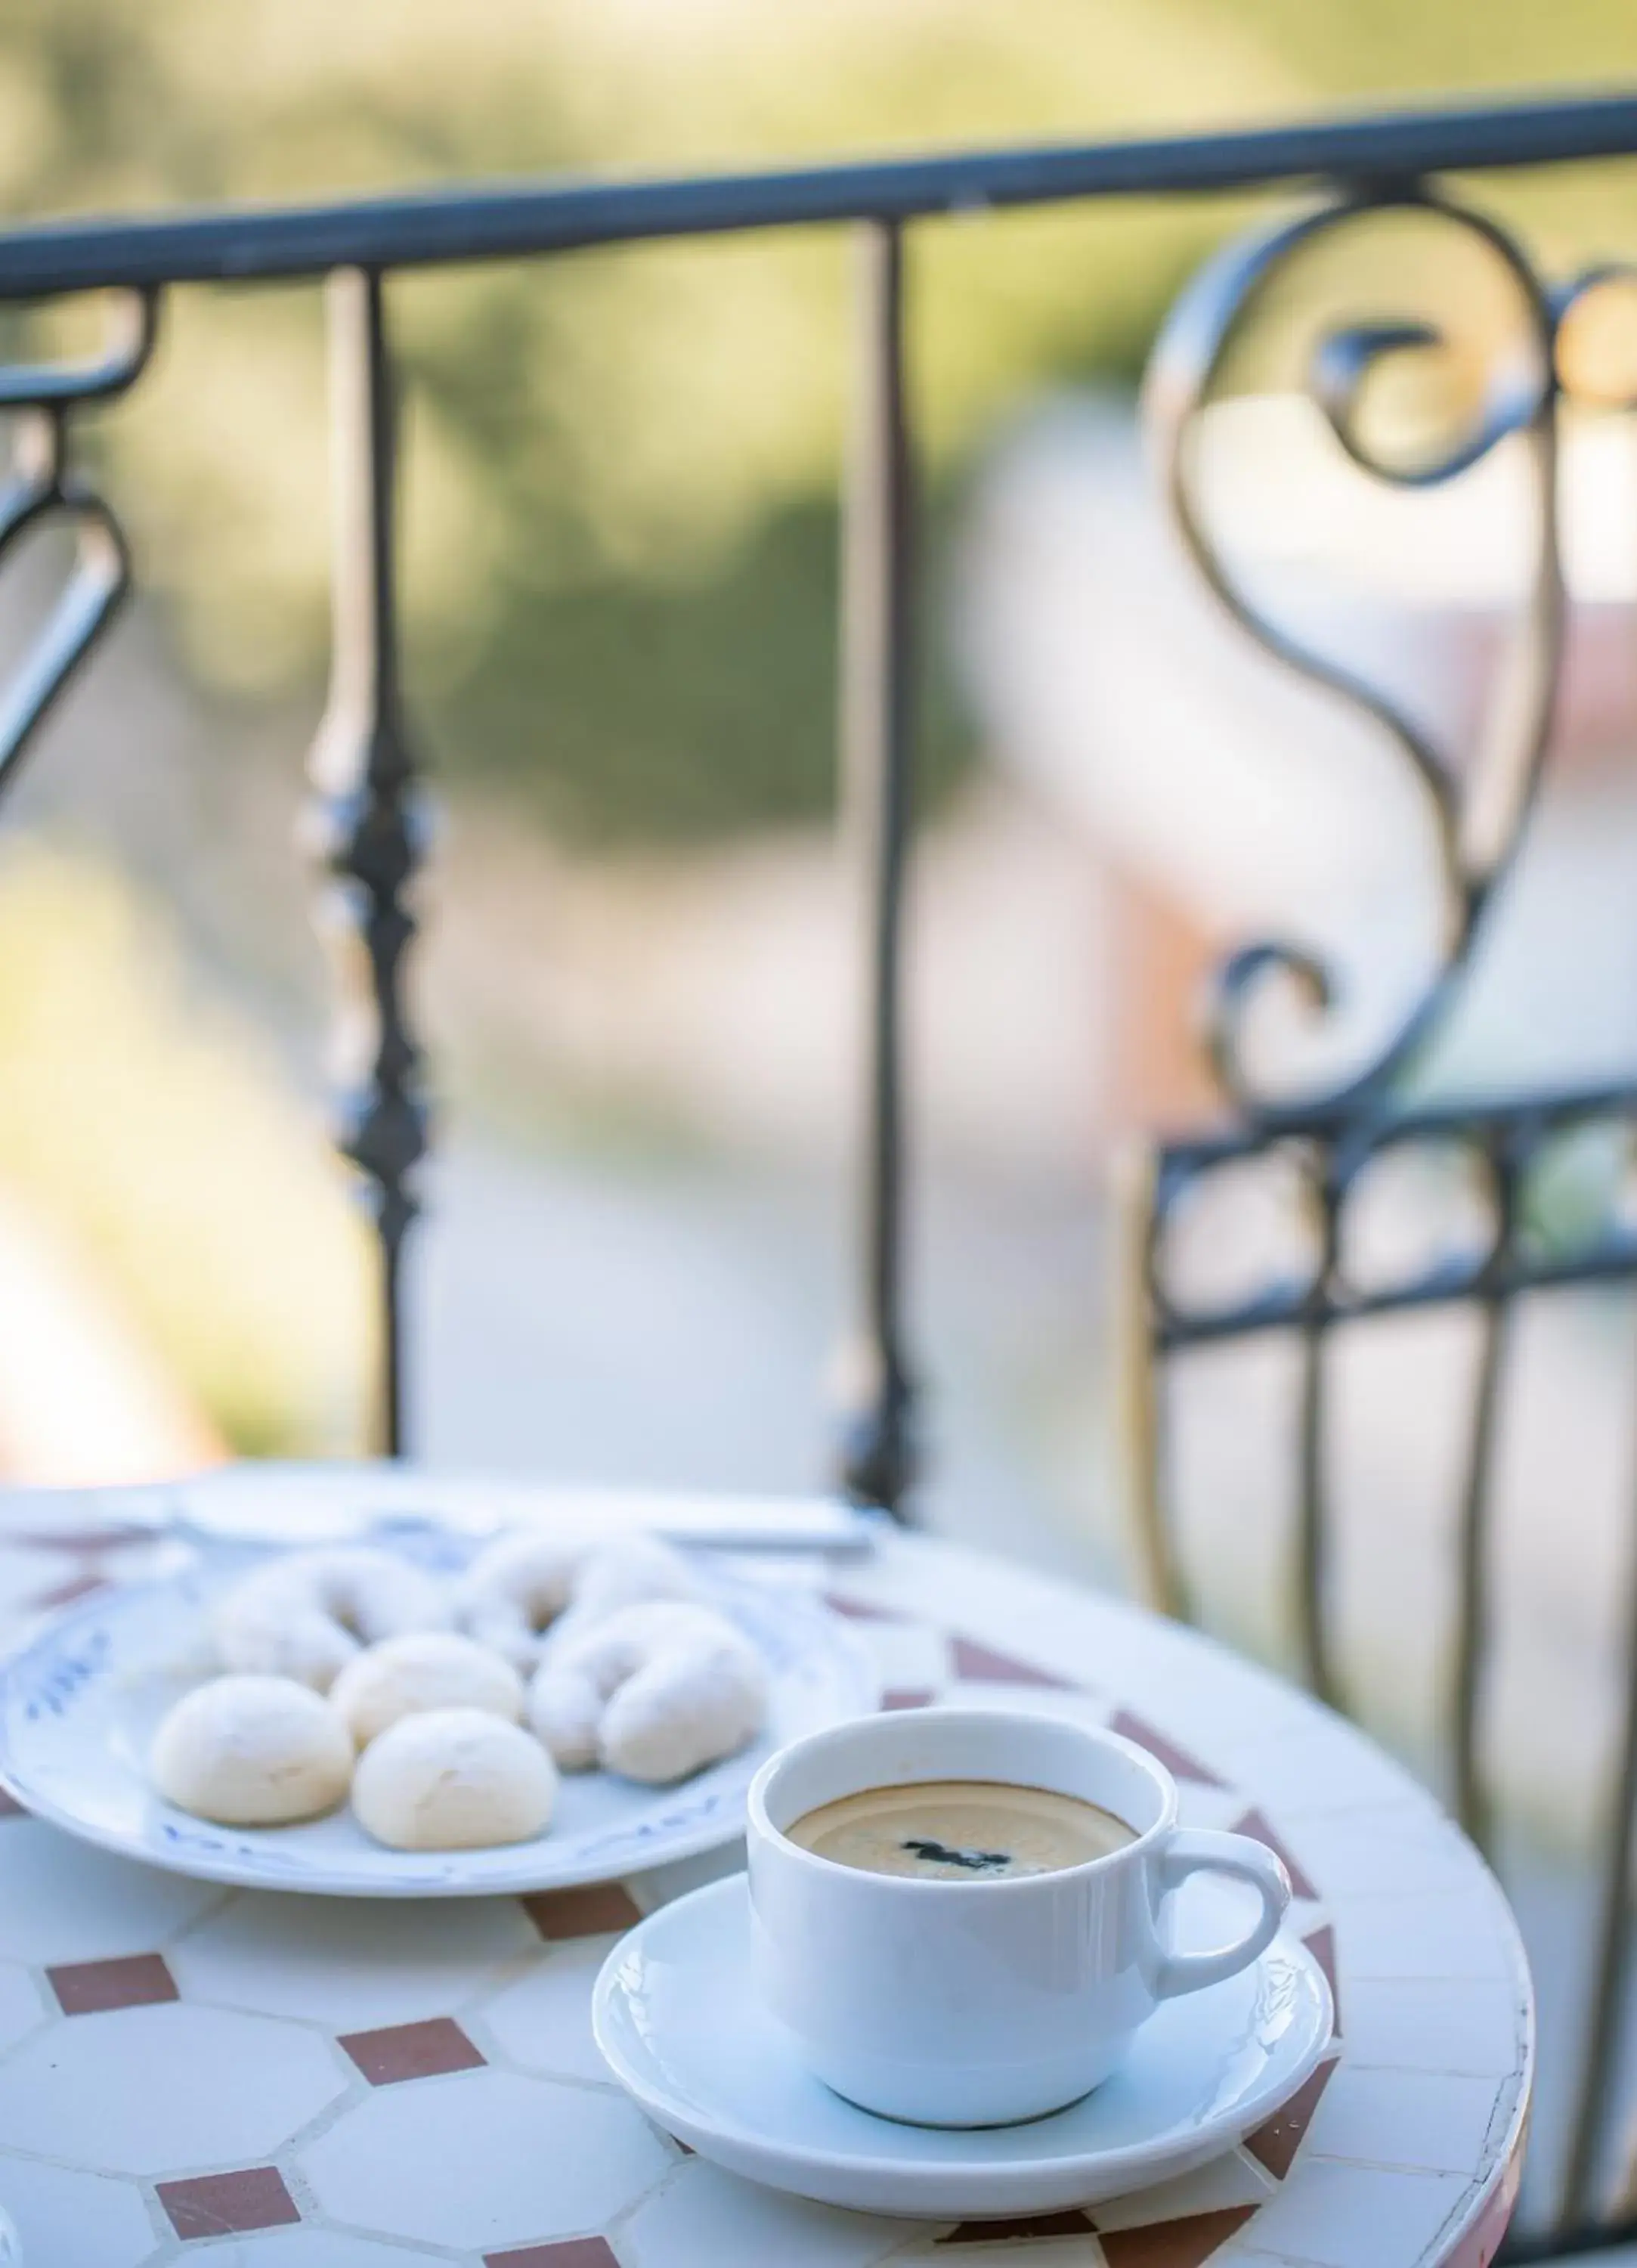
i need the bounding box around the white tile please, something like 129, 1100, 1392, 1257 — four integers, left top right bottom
0, 1963, 47, 2056
180, 2235, 441, 2266
1146, 1678, 1319, 1758
0, 1821, 220, 1963
172, 1890, 537, 2029
1343, 1978, 1526, 2077
1173, 1785, 1261, 1836
1215, 1727, 1433, 1821
1241, 2161, 1468, 2268
0, 2153, 158, 2268
0, 2003, 347, 2174
859, 1545, 1097, 1693
1334, 1894, 1517, 1982
1307, 2066, 1505, 2176
299, 2068, 669, 2250
636, 1842, 747, 1910
862, 1623, 950, 1696
1103, 1644, 1317, 1754
942, 1687, 1112, 1731
1091, 2147, 1274, 2229
882, 1543, 1297, 1749
890, 2239, 1094, 2266
622, 2158, 905, 2268
478, 1938, 614, 2084
1277, 1807, 1480, 1905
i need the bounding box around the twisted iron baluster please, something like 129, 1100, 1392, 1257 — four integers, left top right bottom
307, 268, 429, 1458
1292, 1144, 1340, 1706
834, 218, 918, 1518
0, 290, 157, 798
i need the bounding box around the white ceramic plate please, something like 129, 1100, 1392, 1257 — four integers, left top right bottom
593, 1875, 1334, 2219
0, 1546, 876, 1897
88, 1461, 880, 1555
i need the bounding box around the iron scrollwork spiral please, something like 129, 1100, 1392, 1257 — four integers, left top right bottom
0, 289, 159, 800
1143, 187, 1567, 1129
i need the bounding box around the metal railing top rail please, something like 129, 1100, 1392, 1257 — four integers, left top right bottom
0, 89, 1635, 299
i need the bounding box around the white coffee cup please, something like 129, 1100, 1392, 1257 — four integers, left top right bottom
747, 1707, 1290, 2127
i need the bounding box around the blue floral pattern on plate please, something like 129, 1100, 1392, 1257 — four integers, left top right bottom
0, 1535, 877, 1898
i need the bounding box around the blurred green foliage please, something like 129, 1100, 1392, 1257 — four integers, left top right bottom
3, 0, 1637, 838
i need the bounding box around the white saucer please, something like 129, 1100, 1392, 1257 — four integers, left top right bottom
593, 1874, 1334, 2219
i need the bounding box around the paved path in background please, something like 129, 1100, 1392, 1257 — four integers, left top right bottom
414, 1138, 1114, 1588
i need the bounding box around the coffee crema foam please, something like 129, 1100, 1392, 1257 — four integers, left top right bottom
785, 1778, 1136, 1880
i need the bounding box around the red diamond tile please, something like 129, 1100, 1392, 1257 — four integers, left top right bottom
340, 2015, 485, 2085
938, 2210, 1095, 2242
880, 1688, 937, 1711
1097, 2207, 1257, 2264
48, 1953, 178, 2016
159, 2167, 300, 2240
1106, 1711, 1224, 1787
949, 1637, 1075, 1690
1245, 2056, 1338, 2179
1303, 1923, 1341, 2034
523, 1884, 642, 1939
824, 1592, 908, 1623
485, 2242, 620, 2268
1230, 1807, 1319, 1901
0, 1787, 26, 1819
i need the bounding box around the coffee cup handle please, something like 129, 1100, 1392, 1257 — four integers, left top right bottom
1151, 1829, 1292, 2000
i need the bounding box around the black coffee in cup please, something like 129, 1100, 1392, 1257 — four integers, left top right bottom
785, 1778, 1135, 1881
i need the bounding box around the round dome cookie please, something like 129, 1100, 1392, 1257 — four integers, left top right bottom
330, 1632, 525, 1749
151, 1675, 354, 1826
351, 1706, 558, 1850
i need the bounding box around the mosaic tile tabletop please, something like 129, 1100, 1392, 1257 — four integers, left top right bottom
0, 1510, 1530, 2268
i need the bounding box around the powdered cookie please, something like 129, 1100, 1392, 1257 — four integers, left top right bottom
330, 1631, 525, 1749
151, 1674, 353, 1826
351, 1706, 558, 1850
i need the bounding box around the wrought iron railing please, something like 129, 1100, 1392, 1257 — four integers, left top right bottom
5, 85, 1637, 2256
1119, 128, 1637, 2259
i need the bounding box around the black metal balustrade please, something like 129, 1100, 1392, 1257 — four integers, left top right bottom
3, 85, 1637, 2256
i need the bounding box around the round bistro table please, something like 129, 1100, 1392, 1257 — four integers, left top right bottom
0, 1510, 1530, 2268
